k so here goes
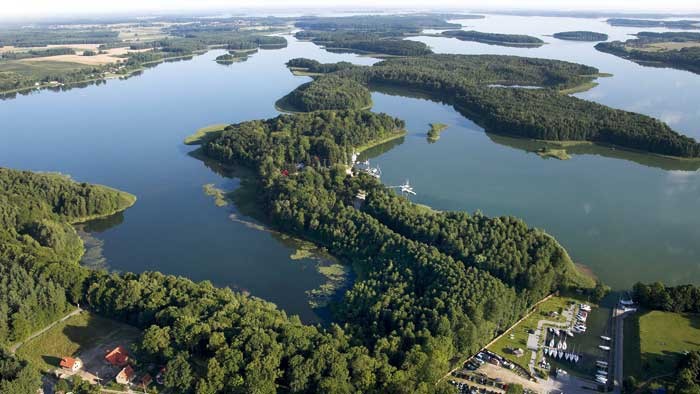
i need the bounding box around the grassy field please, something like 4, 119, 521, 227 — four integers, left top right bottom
16, 311, 140, 372
487, 295, 576, 373
0, 59, 90, 77
184, 123, 228, 145
625, 310, 700, 378
536, 148, 571, 160
355, 130, 408, 153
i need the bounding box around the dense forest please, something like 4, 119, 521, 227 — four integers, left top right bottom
295, 30, 433, 56
552, 31, 608, 42
595, 32, 700, 75
198, 110, 593, 392
287, 58, 357, 74
292, 14, 464, 56
0, 168, 135, 345
285, 55, 700, 157
0, 29, 119, 47
279, 75, 372, 111
1, 106, 592, 392
632, 282, 700, 312
441, 30, 544, 47
0, 349, 41, 393
671, 351, 700, 394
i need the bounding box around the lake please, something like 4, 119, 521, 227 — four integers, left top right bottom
1, 15, 699, 323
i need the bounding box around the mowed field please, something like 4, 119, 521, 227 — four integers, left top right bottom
624, 310, 700, 378
16, 311, 141, 372
0, 59, 90, 77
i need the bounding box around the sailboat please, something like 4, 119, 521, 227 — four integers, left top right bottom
558, 350, 564, 359
549, 338, 555, 348
562, 340, 567, 351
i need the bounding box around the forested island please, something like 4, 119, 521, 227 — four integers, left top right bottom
606, 18, 700, 29
290, 14, 477, 56
277, 74, 372, 112
427, 122, 448, 142
553, 31, 608, 42
284, 54, 700, 158
596, 32, 700, 75
441, 30, 545, 47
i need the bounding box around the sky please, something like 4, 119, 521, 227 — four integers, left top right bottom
1, 0, 699, 19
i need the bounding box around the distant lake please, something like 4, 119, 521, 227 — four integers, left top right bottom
1, 15, 699, 323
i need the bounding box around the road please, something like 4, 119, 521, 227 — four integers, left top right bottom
10, 307, 83, 354
613, 307, 628, 394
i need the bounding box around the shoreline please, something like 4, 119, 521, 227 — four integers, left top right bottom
69, 191, 137, 224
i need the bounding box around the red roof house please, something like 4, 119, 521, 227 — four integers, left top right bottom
116, 365, 135, 385
59, 357, 82, 372
105, 346, 129, 367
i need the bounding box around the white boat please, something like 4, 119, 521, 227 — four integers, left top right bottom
562, 340, 567, 351
596, 377, 608, 384
600, 336, 612, 341
573, 353, 580, 363
550, 338, 555, 347
596, 360, 609, 367
580, 304, 592, 311
599, 345, 611, 351
558, 350, 564, 359
399, 180, 416, 196
597, 370, 608, 376
620, 299, 634, 306
564, 353, 571, 361
566, 330, 574, 337
557, 340, 563, 349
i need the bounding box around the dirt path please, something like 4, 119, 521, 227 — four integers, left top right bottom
9, 307, 83, 354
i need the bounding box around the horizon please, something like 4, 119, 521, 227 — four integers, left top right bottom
1, 1, 700, 23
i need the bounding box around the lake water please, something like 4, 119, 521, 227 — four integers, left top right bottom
1, 15, 699, 323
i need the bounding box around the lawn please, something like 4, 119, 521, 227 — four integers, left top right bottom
625, 310, 700, 378
16, 311, 141, 372
487, 295, 577, 373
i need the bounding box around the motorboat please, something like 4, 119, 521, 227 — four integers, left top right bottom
599, 345, 611, 351
600, 336, 612, 341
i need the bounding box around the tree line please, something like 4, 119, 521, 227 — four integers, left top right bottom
632, 282, 700, 313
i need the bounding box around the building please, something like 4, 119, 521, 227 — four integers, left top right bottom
139, 373, 153, 388
105, 346, 129, 367
115, 365, 135, 385
59, 357, 82, 372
